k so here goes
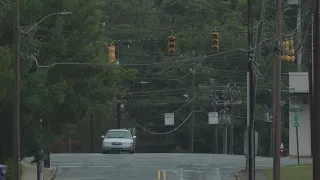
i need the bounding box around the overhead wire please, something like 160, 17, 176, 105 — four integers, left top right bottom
125, 111, 193, 135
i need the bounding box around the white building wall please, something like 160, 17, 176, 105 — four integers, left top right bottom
288, 72, 311, 157
288, 95, 311, 156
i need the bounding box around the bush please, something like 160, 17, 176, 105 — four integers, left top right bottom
5, 159, 23, 180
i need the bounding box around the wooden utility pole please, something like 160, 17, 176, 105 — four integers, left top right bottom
13, 0, 21, 178
307, 0, 314, 159
247, 0, 255, 178
191, 69, 195, 153
273, 0, 282, 179
312, 0, 320, 179
90, 114, 95, 153
116, 94, 121, 129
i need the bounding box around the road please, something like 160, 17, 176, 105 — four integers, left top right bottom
50, 153, 311, 180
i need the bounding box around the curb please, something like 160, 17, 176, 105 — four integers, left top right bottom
50, 167, 58, 180
234, 169, 245, 180
234, 171, 240, 180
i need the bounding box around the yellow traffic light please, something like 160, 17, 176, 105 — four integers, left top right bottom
281, 39, 295, 62
289, 39, 294, 48
288, 39, 295, 62
168, 36, 176, 56
289, 49, 295, 56
108, 45, 116, 64
212, 32, 219, 52
281, 55, 287, 61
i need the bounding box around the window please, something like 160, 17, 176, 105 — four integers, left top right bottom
106, 131, 131, 138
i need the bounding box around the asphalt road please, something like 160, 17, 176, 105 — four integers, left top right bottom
50, 153, 311, 180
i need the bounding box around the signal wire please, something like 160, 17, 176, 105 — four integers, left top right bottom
125, 111, 193, 135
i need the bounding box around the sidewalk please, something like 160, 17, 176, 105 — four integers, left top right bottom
21, 162, 57, 180
235, 169, 268, 180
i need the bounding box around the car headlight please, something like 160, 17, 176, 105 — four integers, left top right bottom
124, 142, 133, 145
104, 142, 111, 145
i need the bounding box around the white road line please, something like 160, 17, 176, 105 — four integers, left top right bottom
60, 177, 110, 180
90, 165, 116, 168
57, 165, 116, 168
51, 162, 87, 164
193, 163, 209, 166
135, 165, 162, 168
183, 169, 204, 173
216, 168, 221, 180
56, 166, 81, 168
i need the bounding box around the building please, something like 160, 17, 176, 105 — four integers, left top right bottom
288, 72, 311, 157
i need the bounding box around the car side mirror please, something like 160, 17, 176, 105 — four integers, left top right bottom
132, 136, 136, 139
101, 135, 105, 139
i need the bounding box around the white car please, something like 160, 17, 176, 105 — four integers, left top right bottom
101, 129, 136, 154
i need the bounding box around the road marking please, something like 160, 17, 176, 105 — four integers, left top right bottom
61, 177, 111, 180
51, 162, 87, 164
90, 165, 116, 168
183, 169, 204, 173
193, 163, 209, 166
216, 168, 221, 180
136, 165, 162, 168
56, 166, 81, 168
56, 165, 116, 168
157, 170, 167, 179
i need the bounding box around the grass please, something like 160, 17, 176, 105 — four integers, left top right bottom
265, 164, 312, 180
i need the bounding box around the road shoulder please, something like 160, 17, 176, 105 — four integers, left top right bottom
21, 162, 58, 180
234, 169, 268, 180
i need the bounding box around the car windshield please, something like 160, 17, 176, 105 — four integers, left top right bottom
106, 131, 131, 138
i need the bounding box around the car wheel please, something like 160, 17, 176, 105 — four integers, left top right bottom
129, 150, 135, 154
102, 150, 108, 154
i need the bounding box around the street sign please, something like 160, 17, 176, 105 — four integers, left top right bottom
208, 112, 219, 124
164, 113, 174, 125
293, 113, 299, 127
290, 106, 302, 128
294, 113, 299, 121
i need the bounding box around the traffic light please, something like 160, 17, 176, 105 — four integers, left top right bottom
108, 44, 116, 64
288, 39, 295, 62
280, 38, 295, 62
168, 36, 176, 56
212, 32, 219, 52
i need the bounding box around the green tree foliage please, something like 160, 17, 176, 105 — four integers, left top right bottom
0, 0, 307, 160
0, 0, 137, 161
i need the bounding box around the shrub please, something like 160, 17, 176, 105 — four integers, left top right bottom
5, 159, 23, 180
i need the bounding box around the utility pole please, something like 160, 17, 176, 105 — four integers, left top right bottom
212, 81, 218, 154
273, 0, 282, 179
116, 94, 121, 129
116, 42, 121, 129
37, 119, 44, 180
296, 0, 302, 71
312, 0, 320, 179
308, 0, 314, 158
223, 87, 228, 154
190, 69, 195, 153
230, 104, 235, 154
13, 0, 21, 179
90, 114, 95, 153
247, 0, 255, 179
